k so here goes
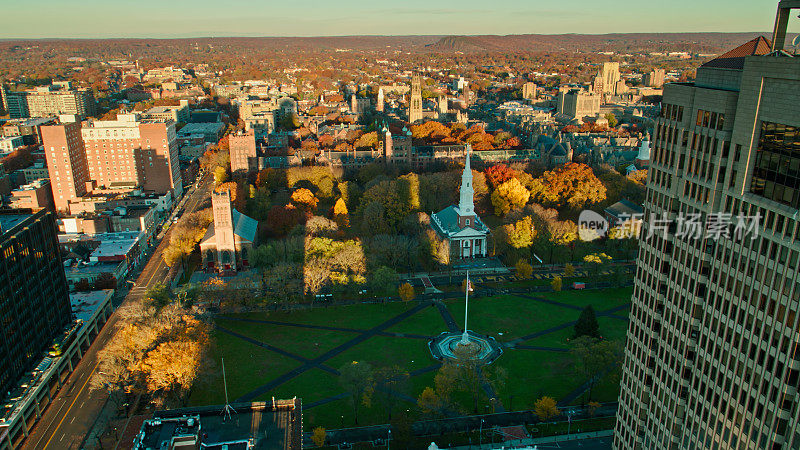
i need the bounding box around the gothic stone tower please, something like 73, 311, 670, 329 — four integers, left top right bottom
409, 74, 423, 123
212, 189, 237, 272
376, 87, 384, 113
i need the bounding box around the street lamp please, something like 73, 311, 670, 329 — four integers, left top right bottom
479, 419, 484, 448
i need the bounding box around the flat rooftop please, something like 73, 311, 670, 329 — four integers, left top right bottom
135, 400, 302, 450
0, 213, 32, 235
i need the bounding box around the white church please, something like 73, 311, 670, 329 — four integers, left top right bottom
431, 147, 490, 260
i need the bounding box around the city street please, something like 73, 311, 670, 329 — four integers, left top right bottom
20, 175, 212, 450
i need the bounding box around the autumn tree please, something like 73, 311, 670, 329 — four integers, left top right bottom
484, 164, 517, 188
551, 276, 563, 292
534, 396, 560, 421
213, 166, 229, 185
515, 259, 533, 279
290, 188, 319, 211
339, 361, 374, 425
491, 178, 530, 216
528, 163, 606, 209
373, 366, 410, 421
564, 263, 576, 277
503, 216, 535, 248
333, 197, 349, 228
398, 282, 415, 302
311, 427, 327, 447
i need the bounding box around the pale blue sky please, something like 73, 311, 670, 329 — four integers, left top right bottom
3, 0, 798, 38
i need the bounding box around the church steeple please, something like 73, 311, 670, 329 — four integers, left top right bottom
458, 145, 475, 217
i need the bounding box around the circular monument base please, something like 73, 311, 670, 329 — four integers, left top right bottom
428, 330, 503, 365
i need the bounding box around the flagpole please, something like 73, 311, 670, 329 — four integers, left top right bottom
461, 270, 470, 345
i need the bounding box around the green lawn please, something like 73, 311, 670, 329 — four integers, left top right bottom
386, 303, 446, 336
214, 316, 356, 358
445, 294, 577, 341
537, 287, 633, 310
235, 301, 416, 329
188, 329, 300, 406
190, 287, 632, 429
327, 335, 435, 374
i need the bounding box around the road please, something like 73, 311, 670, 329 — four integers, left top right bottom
21, 174, 213, 450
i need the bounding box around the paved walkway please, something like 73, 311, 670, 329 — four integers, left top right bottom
235, 302, 431, 402
210, 286, 632, 442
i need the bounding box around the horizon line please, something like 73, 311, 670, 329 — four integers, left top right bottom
0, 30, 783, 42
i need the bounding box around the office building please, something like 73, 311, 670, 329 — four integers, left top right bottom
557, 89, 601, 121
614, 4, 800, 448
0, 209, 72, 397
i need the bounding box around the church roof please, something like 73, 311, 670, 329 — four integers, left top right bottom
431, 205, 488, 238
232, 210, 258, 243
199, 209, 258, 246
701, 36, 772, 70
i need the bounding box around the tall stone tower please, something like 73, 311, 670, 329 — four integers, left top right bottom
461, 81, 471, 106
409, 74, 423, 123
456, 146, 475, 228
438, 96, 448, 114
211, 189, 237, 271
376, 87, 384, 113
381, 125, 393, 159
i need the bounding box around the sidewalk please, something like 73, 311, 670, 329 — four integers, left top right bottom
445, 429, 614, 449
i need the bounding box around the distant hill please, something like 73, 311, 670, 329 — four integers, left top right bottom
423, 33, 798, 54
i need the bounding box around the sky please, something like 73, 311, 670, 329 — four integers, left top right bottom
3, 0, 799, 39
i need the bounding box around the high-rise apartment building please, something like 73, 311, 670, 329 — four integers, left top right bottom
42, 114, 183, 213
408, 74, 423, 123
42, 121, 90, 212
0, 208, 72, 396
3, 82, 96, 119
614, 4, 800, 448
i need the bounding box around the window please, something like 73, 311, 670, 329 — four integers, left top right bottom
465, 218, 470, 226
749, 122, 800, 207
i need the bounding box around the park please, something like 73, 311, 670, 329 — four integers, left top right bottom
186, 282, 632, 435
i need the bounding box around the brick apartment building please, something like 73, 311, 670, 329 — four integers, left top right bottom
42, 114, 183, 213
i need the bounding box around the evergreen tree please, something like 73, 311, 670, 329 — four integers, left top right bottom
574, 305, 600, 338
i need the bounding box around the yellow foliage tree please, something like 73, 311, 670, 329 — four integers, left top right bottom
398, 282, 415, 302
311, 427, 327, 447
333, 197, 349, 228
534, 396, 560, 421
564, 263, 576, 277
551, 276, 563, 292
490, 178, 530, 216
515, 259, 533, 279
291, 188, 319, 211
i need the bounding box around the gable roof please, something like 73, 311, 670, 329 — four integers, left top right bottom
431, 205, 488, 238
701, 36, 772, 70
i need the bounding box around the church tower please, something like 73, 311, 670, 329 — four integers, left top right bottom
409, 74, 423, 123
456, 145, 476, 228
212, 189, 237, 271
